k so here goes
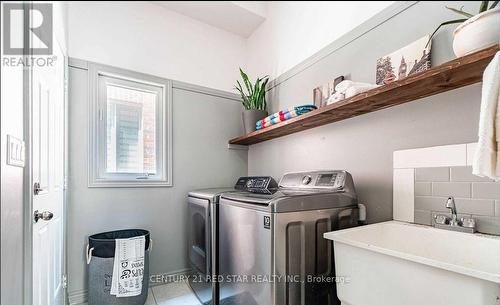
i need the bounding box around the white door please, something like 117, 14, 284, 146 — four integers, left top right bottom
31, 39, 65, 305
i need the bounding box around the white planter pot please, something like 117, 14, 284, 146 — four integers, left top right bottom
453, 8, 500, 57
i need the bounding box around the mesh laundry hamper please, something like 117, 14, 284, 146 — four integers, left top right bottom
87, 229, 151, 305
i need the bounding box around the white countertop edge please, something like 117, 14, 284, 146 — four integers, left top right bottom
324, 222, 500, 284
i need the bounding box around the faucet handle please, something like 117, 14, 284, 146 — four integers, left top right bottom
461, 217, 476, 228
434, 214, 448, 225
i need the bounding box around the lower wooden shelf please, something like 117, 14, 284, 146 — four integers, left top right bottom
229, 45, 499, 146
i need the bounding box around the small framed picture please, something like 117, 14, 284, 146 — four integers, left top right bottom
376, 35, 431, 85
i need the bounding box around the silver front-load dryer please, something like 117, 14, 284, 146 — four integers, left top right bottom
187, 188, 235, 305
187, 177, 277, 305
217, 171, 359, 305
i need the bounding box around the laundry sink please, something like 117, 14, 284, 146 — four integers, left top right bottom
324, 221, 500, 305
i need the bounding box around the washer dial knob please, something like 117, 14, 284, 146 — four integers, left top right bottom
246, 180, 253, 188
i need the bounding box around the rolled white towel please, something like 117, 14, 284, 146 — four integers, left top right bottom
327, 92, 345, 105
335, 80, 355, 93
335, 80, 378, 94
345, 84, 379, 98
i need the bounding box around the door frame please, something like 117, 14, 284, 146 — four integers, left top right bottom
22, 2, 69, 304
23, 3, 33, 305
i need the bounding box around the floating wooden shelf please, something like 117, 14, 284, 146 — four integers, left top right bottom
229, 45, 499, 146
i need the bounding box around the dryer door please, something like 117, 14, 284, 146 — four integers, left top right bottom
188, 197, 211, 276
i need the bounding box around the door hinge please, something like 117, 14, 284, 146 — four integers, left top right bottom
62, 274, 68, 289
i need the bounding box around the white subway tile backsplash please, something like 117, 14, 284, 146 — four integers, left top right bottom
472, 183, 500, 200
415, 196, 448, 212
432, 182, 471, 198
415, 167, 449, 182
450, 166, 494, 182
454, 198, 495, 216
415, 182, 432, 196
414, 196, 494, 217
393, 143, 500, 234
414, 210, 431, 225
472, 215, 500, 235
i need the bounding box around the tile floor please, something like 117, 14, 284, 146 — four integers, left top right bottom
145, 281, 201, 305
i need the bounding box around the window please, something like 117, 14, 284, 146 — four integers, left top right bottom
89, 64, 172, 187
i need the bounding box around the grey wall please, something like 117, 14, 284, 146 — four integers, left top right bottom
0, 46, 25, 305
248, 1, 485, 223
414, 166, 500, 235
67, 63, 247, 303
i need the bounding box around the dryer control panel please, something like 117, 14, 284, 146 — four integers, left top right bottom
235, 176, 278, 194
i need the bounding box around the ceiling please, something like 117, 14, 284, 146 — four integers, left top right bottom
154, 1, 267, 38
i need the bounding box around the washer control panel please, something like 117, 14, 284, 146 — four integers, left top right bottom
315, 172, 345, 188
280, 171, 347, 191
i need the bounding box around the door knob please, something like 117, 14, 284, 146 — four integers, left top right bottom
34, 210, 53, 223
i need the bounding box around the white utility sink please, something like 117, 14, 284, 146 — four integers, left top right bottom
324, 221, 500, 305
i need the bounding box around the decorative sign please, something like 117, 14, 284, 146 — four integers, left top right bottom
376, 35, 432, 85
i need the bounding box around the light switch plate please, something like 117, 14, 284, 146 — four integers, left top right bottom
7, 135, 25, 167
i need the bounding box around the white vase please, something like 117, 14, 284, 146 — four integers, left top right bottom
453, 8, 500, 57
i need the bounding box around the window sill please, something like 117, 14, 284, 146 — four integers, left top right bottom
87, 179, 173, 188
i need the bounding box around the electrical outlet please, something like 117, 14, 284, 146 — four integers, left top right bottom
6, 135, 25, 167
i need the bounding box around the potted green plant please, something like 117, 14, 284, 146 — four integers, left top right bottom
235, 68, 269, 134
429, 1, 499, 57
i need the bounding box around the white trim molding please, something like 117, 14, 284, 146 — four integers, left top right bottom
68, 58, 242, 103
393, 168, 415, 222
393, 143, 477, 222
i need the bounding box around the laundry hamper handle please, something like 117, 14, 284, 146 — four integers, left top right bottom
86, 238, 151, 264
86, 244, 94, 265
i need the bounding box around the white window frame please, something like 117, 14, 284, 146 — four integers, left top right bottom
88, 63, 172, 187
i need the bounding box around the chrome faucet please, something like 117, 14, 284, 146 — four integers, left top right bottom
445, 197, 459, 226
433, 196, 476, 233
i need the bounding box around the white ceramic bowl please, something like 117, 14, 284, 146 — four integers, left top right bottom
453, 7, 500, 57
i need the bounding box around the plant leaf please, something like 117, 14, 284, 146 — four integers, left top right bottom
261, 78, 269, 110
235, 69, 269, 110
235, 80, 246, 98
426, 18, 468, 47
235, 80, 251, 110
254, 78, 262, 109
445, 6, 474, 18
479, 1, 489, 12
490, 1, 499, 9
239, 68, 253, 97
